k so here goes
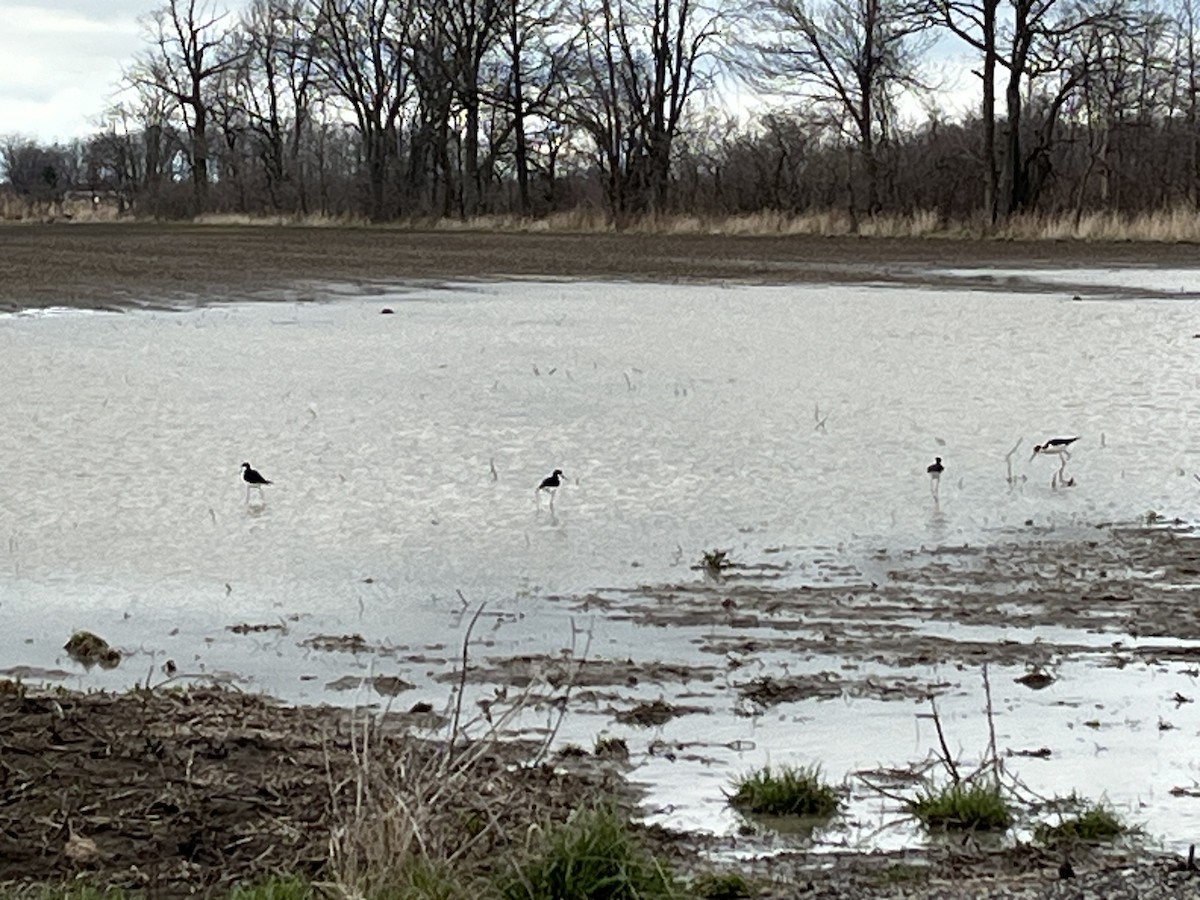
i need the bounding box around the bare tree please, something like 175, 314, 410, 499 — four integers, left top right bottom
230, 0, 318, 211
561, 0, 725, 222
310, 0, 417, 220
131, 0, 244, 213
745, 0, 934, 217
432, 0, 507, 215
490, 0, 571, 214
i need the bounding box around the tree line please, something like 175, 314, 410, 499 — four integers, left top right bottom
4, 0, 1200, 227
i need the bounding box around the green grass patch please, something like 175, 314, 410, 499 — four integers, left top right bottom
1035, 797, 1128, 844
876, 862, 930, 885
229, 877, 314, 900
727, 764, 841, 817
908, 781, 1012, 832
499, 803, 677, 900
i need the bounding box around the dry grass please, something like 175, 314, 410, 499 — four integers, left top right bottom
426, 207, 1200, 242
9, 200, 1200, 242
998, 208, 1200, 242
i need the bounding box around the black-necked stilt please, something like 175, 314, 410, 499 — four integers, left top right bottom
1031, 437, 1078, 488
927, 456, 944, 499
1031, 437, 1078, 461
536, 469, 563, 507
241, 462, 272, 502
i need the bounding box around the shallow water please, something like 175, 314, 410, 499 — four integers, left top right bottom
3, 274, 1200, 851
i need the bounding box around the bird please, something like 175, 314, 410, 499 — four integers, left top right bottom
927, 457, 944, 500
1031, 437, 1079, 460
240, 462, 272, 503
536, 469, 563, 507
1032, 437, 1078, 489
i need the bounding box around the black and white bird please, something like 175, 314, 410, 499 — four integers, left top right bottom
536, 469, 563, 507
241, 462, 272, 502
1031, 437, 1079, 460
927, 456, 944, 500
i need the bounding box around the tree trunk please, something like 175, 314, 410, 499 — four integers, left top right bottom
982, 0, 998, 224
192, 103, 210, 213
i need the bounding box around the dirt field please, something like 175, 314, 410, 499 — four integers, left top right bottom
3, 223, 1200, 312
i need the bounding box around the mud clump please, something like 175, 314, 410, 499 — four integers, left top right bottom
615, 699, 703, 726
324, 674, 414, 696
63, 631, 121, 670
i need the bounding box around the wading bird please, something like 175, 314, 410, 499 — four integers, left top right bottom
536, 469, 563, 508
241, 462, 272, 503
927, 456, 944, 500
1031, 437, 1078, 488
1031, 437, 1078, 461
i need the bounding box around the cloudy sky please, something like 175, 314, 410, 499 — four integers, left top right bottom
0, 1, 244, 143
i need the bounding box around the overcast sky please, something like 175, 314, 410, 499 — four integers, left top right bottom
0, 1, 247, 143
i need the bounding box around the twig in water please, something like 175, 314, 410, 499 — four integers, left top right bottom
814, 402, 829, 432
446, 600, 487, 768
534, 617, 594, 765
982, 663, 1003, 787
927, 698, 961, 784
1004, 438, 1023, 487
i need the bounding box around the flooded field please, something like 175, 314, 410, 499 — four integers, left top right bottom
4, 269, 1200, 861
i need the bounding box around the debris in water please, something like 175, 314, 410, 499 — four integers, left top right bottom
63, 631, 121, 670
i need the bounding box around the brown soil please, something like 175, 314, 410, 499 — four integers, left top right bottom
0, 686, 625, 896
3, 223, 1200, 313
0, 684, 1193, 899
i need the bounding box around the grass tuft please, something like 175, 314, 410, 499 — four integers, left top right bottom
1035, 796, 1129, 844
727, 764, 841, 817
229, 876, 314, 900
690, 870, 755, 899
700, 549, 730, 578
26, 887, 132, 900
499, 803, 677, 900
908, 781, 1012, 832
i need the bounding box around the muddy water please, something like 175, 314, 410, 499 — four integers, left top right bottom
2, 274, 1200, 852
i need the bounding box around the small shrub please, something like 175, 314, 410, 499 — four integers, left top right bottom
691, 870, 754, 899
499, 803, 677, 900
908, 781, 1012, 832
593, 735, 630, 759
877, 862, 930, 885
727, 765, 841, 817
1035, 797, 1128, 844
701, 549, 729, 577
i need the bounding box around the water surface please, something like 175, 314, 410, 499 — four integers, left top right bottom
2, 275, 1198, 850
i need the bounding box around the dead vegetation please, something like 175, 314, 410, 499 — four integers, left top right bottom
0, 685, 631, 895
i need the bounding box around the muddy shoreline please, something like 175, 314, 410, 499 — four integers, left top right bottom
3, 223, 1200, 313
1, 682, 1195, 899
8, 524, 1200, 896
